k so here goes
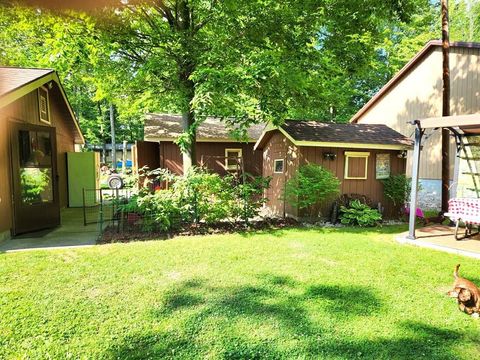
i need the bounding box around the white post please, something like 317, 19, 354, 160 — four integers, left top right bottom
408, 122, 423, 240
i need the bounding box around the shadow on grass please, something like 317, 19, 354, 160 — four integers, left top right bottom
106, 274, 463, 359
306, 284, 383, 317
107, 321, 462, 360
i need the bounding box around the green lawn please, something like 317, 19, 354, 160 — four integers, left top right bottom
1, 226, 479, 359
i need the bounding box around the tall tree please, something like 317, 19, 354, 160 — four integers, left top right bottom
99, 0, 420, 172
0, 4, 146, 151
1, 0, 432, 172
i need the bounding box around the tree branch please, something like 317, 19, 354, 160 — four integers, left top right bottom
154, 0, 176, 29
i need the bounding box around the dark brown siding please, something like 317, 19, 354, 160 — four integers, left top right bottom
159, 141, 183, 175
0, 107, 13, 234
158, 141, 263, 177
0, 85, 76, 234
261, 131, 407, 219
49, 85, 76, 208
136, 140, 160, 170
299, 146, 406, 219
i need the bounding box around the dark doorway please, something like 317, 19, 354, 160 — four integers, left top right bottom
10, 122, 60, 235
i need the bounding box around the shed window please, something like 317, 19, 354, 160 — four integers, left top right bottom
225, 148, 242, 170
38, 86, 50, 124
274, 159, 284, 173
344, 151, 370, 180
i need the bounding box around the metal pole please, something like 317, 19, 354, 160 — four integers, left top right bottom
122, 140, 127, 174
241, 156, 247, 224
110, 103, 116, 170
451, 132, 461, 198
441, 0, 450, 213
82, 188, 87, 226
408, 122, 424, 240
99, 188, 104, 229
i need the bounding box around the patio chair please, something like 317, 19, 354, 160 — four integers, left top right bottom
444, 198, 480, 240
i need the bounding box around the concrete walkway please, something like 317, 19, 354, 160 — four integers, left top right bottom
396, 225, 480, 259
0, 208, 100, 253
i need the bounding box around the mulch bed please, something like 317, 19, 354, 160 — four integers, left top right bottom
98, 217, 299, 244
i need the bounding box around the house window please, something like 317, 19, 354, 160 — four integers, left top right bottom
38, 86, 50, 124
344, 151, 370, 180
225, 148, 242, 170
274, 159, 284, 173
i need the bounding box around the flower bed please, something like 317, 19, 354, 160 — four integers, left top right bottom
99, 217, 298, 243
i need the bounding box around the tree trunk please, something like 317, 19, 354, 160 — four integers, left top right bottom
441, 0, 450, 213
181, 110, 196, 173
178, 57, 196, 174
102, 142, 107, 164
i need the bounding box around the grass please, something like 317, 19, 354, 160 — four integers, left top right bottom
1, 226, 479, 359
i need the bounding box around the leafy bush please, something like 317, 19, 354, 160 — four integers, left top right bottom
231, 174, 271, 223
330, 193, 374, 223
381, 174, 412, 206
284, 164, 340, 217
339, 200, 382, 227
118, 167, 271, 231
173, 168, 236, 224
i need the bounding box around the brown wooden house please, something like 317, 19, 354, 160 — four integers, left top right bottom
254, 120, 412, 219
137, 113, 264, 176
0, 67, 84, 239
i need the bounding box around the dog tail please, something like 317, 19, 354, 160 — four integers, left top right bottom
454, 264, 461, 279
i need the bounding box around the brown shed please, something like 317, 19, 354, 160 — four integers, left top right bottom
0, 67, 84, 238
255, 120, 412, 219
137, 113, 265, 176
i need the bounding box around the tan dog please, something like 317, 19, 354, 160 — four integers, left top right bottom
447, 264, 480, 317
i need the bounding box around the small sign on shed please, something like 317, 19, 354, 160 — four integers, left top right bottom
376, 153, 391, 179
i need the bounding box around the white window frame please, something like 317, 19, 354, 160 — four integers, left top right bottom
274, 159, 285, 174
38, 86, 51, 124
344, 151, 370, 180
225, 148, 242, 170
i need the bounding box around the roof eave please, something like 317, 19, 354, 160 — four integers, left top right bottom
350, 40, 480, 124
293, 140, 412, 151
0, 71, 55, 108
53, 72, 85, 144
144, 136, 257, 143
254, 124, 412, 151
0, 71, 85, 144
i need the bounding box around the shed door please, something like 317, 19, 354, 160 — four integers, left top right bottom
10, 122, 60, 235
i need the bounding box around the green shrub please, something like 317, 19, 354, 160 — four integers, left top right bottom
381, 174, 412, 206
284, 164, 340, 218
231, 174, 271, 223
339, 200, 382, 227
173, 168, 236, 224
118, 191, 183, 232
118, 167, 271, 231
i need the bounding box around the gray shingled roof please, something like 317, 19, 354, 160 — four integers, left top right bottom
0, 67, 54, 97
144, 113, 266, 142
281, 120, 413, 146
